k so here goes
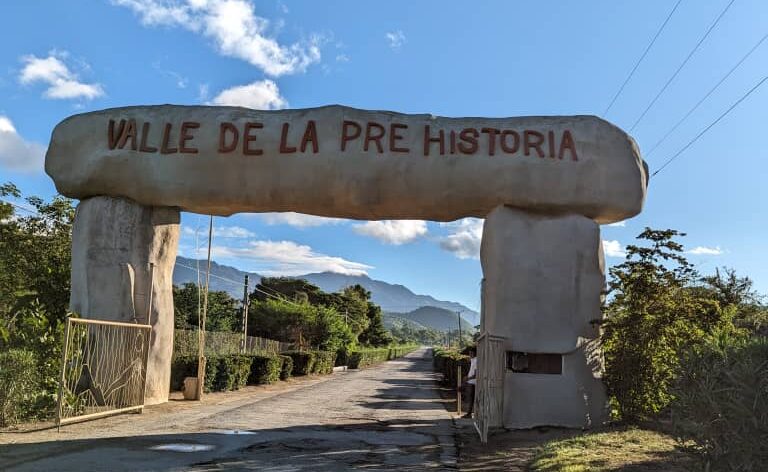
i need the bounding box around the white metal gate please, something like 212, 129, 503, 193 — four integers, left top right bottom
56, 317, 151, 427
474, 332, 506, 443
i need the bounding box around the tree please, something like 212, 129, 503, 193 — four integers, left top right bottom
358, 302, 391, 347
602, 228, 729, 423
701, 267, 768, 337
173, 283, 240, 332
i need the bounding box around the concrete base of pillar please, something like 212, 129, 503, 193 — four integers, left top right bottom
480, 205, 608, 429
70, 196, 180, 405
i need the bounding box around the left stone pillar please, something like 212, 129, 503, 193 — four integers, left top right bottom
69, 196, 180, 405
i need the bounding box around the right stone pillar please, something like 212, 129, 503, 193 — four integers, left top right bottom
480, 205, 608, 429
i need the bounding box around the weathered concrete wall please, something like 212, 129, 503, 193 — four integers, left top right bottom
70, 196, 179, 405
45, 105, 647, 224
480, 205, 608, 428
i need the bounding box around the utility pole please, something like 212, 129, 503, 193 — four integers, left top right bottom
457, 310, 463, 349
241, 274, 249, 353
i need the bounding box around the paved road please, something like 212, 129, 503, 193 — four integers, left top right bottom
0, 349, 457, 471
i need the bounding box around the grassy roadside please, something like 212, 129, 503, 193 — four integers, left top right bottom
529, 427, 695, 472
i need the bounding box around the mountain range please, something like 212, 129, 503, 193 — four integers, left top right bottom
173, 256, 480, 329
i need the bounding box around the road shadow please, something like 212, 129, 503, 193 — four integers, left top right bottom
0, 418, 456, 472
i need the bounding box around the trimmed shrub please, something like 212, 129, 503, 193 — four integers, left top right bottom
214, 355, 252, 391
672, 334, 768, 471
312, 350, 337, 374
348, 345, 418, 369
432, 348, 470, 387
170, 354, 245, 393
279, 355, 293, 380
248, 355, 282, 385
283, 351, 316, 376
0, 349, 38, 426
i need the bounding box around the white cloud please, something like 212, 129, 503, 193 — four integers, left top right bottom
0, 115, 46, 173
112, 0, 321, 76
385, 30, 406, 49
212, 240, 372, 276
688, 246, 723, 255
605, 221, 626, 227
438, 218, 483, 259
259, 212, 345, 227
335, 54, 349, 63
209, 79, 287, 109
19, 53, 104, 100
353, 220, 427, 245
182, 224, 256, 239
602, 240, 626, 258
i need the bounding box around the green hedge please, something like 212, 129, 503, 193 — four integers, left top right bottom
279, 355, 293, 380
312, 350, 337, 374
248, 355, 282, 385
348, 345, 419, 369
283, 351, 316, 376
432, 348, 470, 387
0, 349, 38, 427
672, 335, 768, 471
170, 356, 218, 393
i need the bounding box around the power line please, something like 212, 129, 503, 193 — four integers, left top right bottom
646, 31, 768, 158
652, 74, 767, 177
630, 0, 736, 132
602, 0, 683, 117
174, 260, 303, 308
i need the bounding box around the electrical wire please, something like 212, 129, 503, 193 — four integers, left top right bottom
630, 0, 736, 132
645, 31, 768, 158
652, 75, 767, 177
602, 0, 683, 117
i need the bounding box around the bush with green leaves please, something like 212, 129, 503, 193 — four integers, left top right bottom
432, 348, 470, 387
0, 349, 38, 426
311, 350, 337, 374
672, 333, 768, 471
248, 355, 281, 384
213, 355, 252, 391
279, 355, 293, 380
283, 351, 315, 376
602, 229, 731, 423
169, 355, 220, 393
347, 345, 418, 369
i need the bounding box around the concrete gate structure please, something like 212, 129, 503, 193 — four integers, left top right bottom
45, 105, 648, 429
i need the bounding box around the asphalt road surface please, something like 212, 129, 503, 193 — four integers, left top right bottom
0, 349, 457, 471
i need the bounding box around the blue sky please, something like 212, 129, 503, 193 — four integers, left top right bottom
1, 0, 766, 311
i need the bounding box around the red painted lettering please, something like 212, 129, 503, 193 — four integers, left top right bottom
243, 122, 264, 156
523, 130, 544, 158
280, 123, 297, 153
364, 122, 386, 153
458, 128, 479, 154
300, 120, 319, 153
218, 122, 238, 153
423, 125, 445, 156
481, 128, 500, 156
500, 130, 519, 154
160, 123, 177, 154
108, 119, 126, 150
341, 120, 362, 151
389, 123, 409, 153
139, 122, 157, 153
559, 130, 578, 161
179, 122, 199, 154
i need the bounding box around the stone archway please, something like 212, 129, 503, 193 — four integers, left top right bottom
46, 105, 648, 427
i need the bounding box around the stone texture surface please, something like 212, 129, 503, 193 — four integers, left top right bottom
70, 196, 180, 405
481, 206, 605, 353
46, 105, 647, 224
480, 205, 608, 428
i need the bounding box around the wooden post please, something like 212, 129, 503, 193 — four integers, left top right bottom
56, 318, 72, 432
241, 274, 249, 353
457, 364, 462, 415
